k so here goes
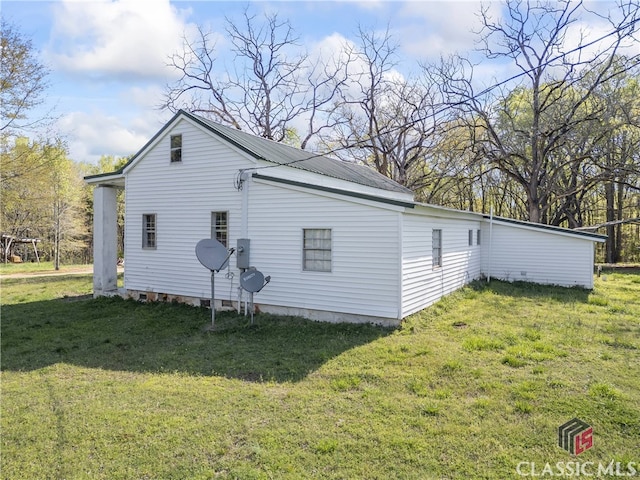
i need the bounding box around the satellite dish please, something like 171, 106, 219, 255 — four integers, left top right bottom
240, 269, 265, 293
195, 238, 231, 272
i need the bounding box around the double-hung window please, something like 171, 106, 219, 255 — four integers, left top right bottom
212, 211, 228, 247
142, 214, 157, 249
170, 134, 182, 163
432, 229, 442, 267
303, 229, 331, 272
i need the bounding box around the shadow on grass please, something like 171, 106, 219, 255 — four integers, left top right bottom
1, 296, 392, 383
470, 278, 590, 303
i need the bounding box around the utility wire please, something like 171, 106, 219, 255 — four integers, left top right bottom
237, 14, 640, 174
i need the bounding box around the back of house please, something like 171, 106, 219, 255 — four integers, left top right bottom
86, 110, 606, 325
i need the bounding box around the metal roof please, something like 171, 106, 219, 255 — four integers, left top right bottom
85, 110, 412, 194
485, 215, 607, 241
187, 111, 413, 194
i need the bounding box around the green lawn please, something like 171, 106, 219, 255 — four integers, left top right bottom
1, 274, 638, 479
0, 261, 92, 275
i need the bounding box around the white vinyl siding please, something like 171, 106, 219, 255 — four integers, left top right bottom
249, 179, 400, 320
119, 113, 600, 325
401, 213, 482, 317
123, 117, 401, 320
480, 221, 596, 288
124, 118, 253, 299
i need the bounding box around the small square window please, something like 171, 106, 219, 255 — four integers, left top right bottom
303, 229, 331, 272
170, 134, 182, 163
142, 214, 156, 249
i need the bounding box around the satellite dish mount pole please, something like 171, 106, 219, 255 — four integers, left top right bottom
195, 238, 235, 331
210, 269, 215, 327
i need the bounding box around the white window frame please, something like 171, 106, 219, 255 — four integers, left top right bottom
170, 134, 182, 163
211, 211, 229, 247
303, 228, 332, 272
142, 214, 157, 249
432, 229, 442, 268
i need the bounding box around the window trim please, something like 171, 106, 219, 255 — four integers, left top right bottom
211, 211, 229, 248
432, 229, 442, 268
302, 228, 332, 272
170, 134, 182, 163
142, 214, 157, 249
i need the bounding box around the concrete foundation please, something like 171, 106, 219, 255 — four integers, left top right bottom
121, 289, 399, 326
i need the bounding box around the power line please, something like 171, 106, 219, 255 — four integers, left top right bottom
238, 12, 640, 174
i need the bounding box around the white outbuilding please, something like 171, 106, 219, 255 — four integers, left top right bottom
85, 110, 606, 326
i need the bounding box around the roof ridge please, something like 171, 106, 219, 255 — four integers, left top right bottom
186, 110, 413, 195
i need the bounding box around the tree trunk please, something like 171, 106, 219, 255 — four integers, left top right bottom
615, 179, 625, 263
54, 201, 61, 270
528, 190, 541, 223
605, 180, 615, 263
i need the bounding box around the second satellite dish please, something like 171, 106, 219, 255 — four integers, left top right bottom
240, 269, 271, 293
195, 238, 233, 272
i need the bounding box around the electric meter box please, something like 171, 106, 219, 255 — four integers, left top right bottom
236, 238, 250, 269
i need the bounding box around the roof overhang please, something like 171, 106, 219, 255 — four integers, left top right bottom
485, 215, 607, 242
84, 172, 125, 187
411, 202, 484, 221
252, 173, 416, 209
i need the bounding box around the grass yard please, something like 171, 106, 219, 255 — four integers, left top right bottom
0, 261, 92, 276
1, 273, 638, 479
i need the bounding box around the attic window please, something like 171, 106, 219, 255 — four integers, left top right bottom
170, 134, 182, 163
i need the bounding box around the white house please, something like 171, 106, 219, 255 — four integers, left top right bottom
85, 110, 606, 326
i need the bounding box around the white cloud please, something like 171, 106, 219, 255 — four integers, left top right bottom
563, 13, 640, 65
396, 1, 502, 59
121, 84, 166, 110
58, 110, 162, 163
46, 0, 194, 80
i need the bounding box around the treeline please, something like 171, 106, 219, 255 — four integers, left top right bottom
163, 0, 640, 263
2, 1, 639, 267
1, 142, 126, 266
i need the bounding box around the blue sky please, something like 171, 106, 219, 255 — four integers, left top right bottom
3, 0, 632, 164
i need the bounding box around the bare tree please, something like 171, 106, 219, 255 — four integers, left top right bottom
428, 0, 640, 223
164, 9, 351, 147
324, 27, 450, 190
